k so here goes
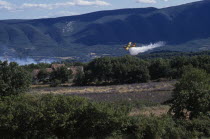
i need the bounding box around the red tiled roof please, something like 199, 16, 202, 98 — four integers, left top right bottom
51, 64, 65, 69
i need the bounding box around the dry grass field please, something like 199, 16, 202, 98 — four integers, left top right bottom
129, 105, 170, 117
30, 80, 176, 103
30, 81, 176, 116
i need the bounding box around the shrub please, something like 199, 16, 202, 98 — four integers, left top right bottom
73, 70, 86, 86
50, 66, 72, 84
169, 67, 210, 119
0, 94, 130, 138
127, 115, 188, 139
177, 116, 210, 138
37, 69, 50, 83
50, 79, 62, 87
0, 61, 31, 96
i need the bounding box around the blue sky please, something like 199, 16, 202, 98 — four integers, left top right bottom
0, 0, 201, 20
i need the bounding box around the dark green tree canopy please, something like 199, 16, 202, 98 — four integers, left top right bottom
80, 55, 150, 85
148, 58, 170, 80
169, 67, 210, 119
50, 66, 72, 84
0, 61, 31, 96
37, 69, 50, 83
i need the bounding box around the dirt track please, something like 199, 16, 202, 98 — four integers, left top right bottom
30, 81, 176, 103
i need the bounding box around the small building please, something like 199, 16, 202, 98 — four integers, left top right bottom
46, 68, 53, 73
51, 64, 65, 70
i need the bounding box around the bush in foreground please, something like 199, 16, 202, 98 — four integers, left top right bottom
0, 94, 209, 138
0, 94, 129, 138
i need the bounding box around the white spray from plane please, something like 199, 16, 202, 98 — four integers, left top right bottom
129, 42, 165, 55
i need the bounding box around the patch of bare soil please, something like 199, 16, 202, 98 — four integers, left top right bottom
129, 105, 170, 117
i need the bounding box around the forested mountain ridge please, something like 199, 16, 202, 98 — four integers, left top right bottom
0, 0, 210, 57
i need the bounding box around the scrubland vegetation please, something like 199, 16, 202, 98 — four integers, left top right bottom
0, 52, 210, 138
74, 54, 210, 85
0, 94, 209, 138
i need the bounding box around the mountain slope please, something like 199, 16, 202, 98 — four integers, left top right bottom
74, 0, 210, 45
0, 0, 210, 58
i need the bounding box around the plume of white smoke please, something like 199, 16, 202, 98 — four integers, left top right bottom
0, 57, 56, 65
0, 45, 57, 65
9, 57, 37, 65
129, 41, 165, 55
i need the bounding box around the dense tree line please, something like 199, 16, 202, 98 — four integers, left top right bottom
75, 56, 150, 85
16, 53, 210, 86
74, 55, 210, 85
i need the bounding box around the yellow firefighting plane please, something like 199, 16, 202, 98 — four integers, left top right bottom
123, 42, 137, 50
